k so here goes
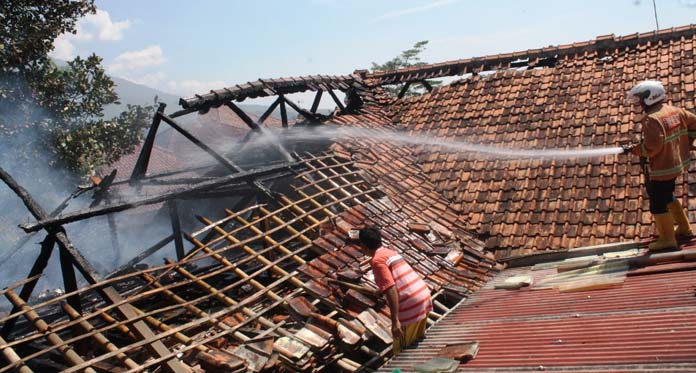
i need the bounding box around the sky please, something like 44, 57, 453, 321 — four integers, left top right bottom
49, 0, 696, 108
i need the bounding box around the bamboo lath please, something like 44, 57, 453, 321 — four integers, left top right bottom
1, 152, 496, 372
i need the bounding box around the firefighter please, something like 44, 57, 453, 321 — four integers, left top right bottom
624, 80, 696, 250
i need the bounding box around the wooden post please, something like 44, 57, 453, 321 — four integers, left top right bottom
131, 102, 166, 182
59, 247, 81, 314
168, 200, 185, 260
279, 96, 288, 128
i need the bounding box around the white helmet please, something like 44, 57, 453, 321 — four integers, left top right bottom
626, 80, 666, 106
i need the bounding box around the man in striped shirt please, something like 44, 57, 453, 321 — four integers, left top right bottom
356, 226, 433, 354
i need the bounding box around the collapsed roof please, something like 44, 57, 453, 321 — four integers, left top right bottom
2, 24, 696, 372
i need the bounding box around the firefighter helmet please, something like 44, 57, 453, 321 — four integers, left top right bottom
626, 80, 666, 106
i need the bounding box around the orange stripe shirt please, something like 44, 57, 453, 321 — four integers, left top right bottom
371, 247, 433, 326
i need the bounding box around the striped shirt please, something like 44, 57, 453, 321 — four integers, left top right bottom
371, 247, 433, 326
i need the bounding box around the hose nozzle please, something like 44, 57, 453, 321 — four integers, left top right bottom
620, 143, 636, 155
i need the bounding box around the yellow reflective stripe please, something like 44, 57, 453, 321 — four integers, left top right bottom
664, 128, 688, 143
689, 130, 696, 138
650, 159, 691, 177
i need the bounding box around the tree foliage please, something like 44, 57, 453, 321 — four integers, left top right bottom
0, 0, 153, 178
371, 40, 441, 98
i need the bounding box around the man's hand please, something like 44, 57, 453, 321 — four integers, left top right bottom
391, 320, 404, 340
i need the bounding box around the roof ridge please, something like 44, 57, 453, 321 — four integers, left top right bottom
365, 24, 696, 85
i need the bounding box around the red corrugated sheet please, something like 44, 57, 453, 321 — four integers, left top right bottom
381, 250, 696, 372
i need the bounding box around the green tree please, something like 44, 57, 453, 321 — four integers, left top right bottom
371, 40, 441, 98
0, 0, 153, 178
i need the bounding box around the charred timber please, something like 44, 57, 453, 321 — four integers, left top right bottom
20, 161, 303, 233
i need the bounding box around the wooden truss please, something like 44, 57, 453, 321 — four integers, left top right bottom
1, 151, 491, 372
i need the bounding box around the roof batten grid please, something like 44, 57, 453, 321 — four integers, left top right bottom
1, 151, 492, 371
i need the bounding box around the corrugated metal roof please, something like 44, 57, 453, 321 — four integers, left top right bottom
381, 247, 696, 372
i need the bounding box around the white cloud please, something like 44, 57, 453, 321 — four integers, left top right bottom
108, 45, 166, 73
83, 9, 131, 41
49, 34, 76, 60
373, 0, 458, 22
165, 79, 227, 97
49, 9, 130, 60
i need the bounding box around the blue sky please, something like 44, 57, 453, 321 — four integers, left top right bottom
50, 0, 696, 107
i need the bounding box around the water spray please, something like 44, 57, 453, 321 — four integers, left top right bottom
274, 125, 624, 160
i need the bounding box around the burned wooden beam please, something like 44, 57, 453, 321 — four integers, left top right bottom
0, 167, 190, 373
279, 97, 288, 128
310, 90, 323, 113
421, 79, 433, 92
280, 95, 319, 123
397, 81, 412, 99
59, 246, 82, 314
325, 87, 346, 114
159, 112, 243, 173
225, 101, 259, 130
1, 234, 56, 337
168, 200, 186, 260
130, 102, 166, 182
258, 96, 282, 125
20, 161, 302, 233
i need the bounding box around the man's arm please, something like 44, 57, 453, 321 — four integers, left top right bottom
683, 109, 696, 149
384, 285, 404, 340
633, 117, 664, 158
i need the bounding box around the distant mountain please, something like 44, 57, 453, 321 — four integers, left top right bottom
106, 77, 297, 121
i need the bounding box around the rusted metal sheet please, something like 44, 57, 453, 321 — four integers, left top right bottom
382, 250, 696, 372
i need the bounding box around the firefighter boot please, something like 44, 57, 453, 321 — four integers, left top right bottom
667, 200, 694, 238
648, 213, 678, 251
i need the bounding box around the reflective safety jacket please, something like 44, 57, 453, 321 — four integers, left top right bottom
636, 103, 696, 181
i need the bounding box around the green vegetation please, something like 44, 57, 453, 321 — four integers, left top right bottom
371, 40, 441, 98
0, 0, 153, 177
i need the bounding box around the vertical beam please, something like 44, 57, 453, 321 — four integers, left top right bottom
225, 101, 259, 130
1, 234, 55, 337
258, 96, 282, 125
131, 102, 166, 182
279, 96, 288, 128
310, 90, 323, 113
59, 247, 82, 314
325, 87, 346, 113
168, 200, 185, 261
397, 81, 412, 99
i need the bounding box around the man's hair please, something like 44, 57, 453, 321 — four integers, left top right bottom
358, 226, 382, 250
